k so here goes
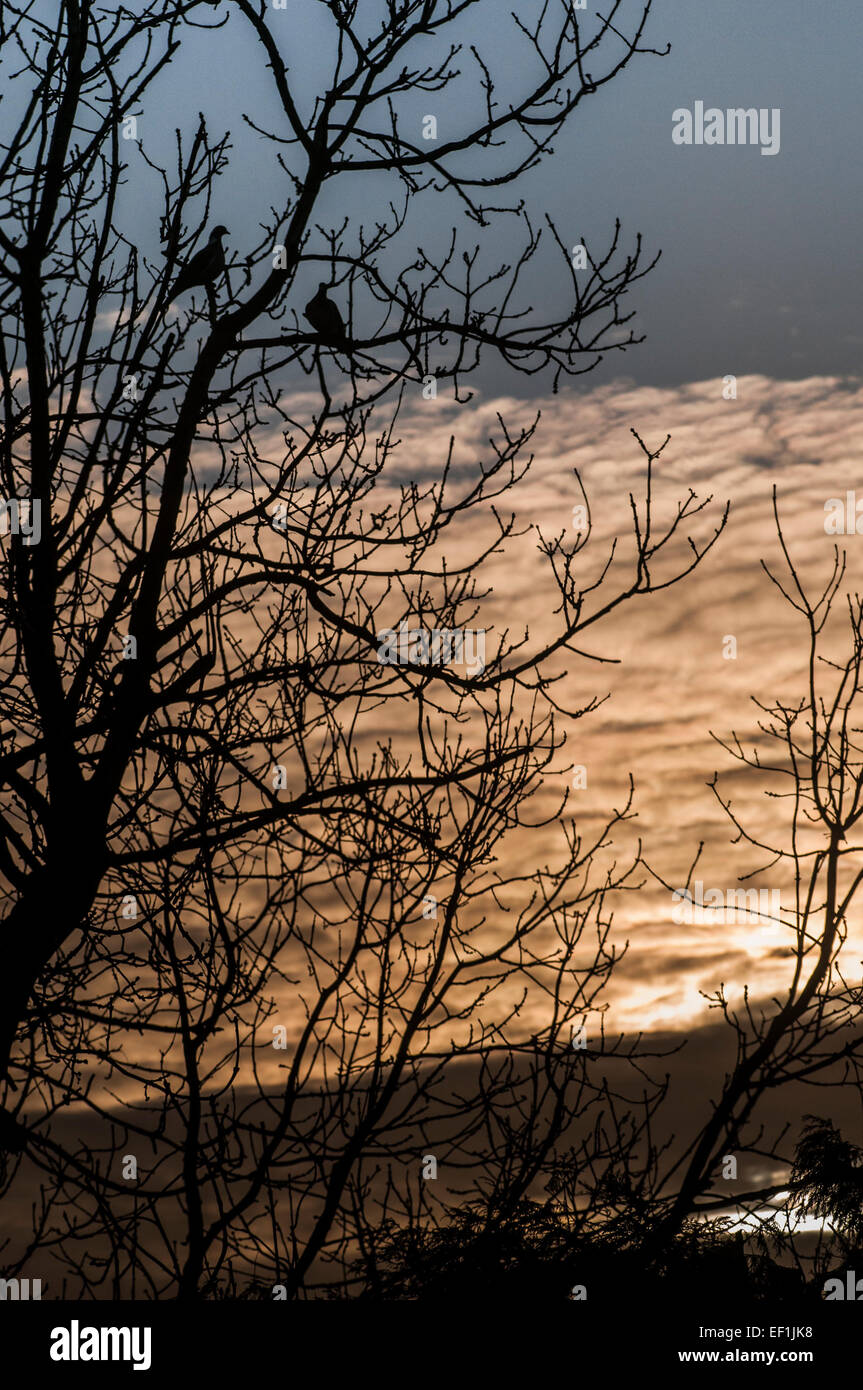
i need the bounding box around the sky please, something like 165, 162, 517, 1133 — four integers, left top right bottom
15, 368, 863, 1262
113, 0, 863, 395
252, 371, 863, 1048
5, 0, 863, 1285
79, 0, 863, 1075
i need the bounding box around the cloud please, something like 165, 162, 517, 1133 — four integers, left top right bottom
311, 372, 863, 1038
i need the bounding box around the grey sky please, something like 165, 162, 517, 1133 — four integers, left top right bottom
118, 0, 861, 396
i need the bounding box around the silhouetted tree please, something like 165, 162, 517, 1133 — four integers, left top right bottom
351, 1191, 813, 1304
792, 1117, 863, 1243
640, 496, 863, 1276
0, 0, 737, 1299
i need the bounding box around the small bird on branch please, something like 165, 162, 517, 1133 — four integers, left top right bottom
304, 282, 347, 347
168, 225, 229, 302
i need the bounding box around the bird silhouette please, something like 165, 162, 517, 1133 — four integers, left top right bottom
304, 282, 347, 347
169, 225, 229, 301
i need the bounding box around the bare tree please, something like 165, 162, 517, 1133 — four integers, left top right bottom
640, 491, 863, 1267
0, 0, 734, 1298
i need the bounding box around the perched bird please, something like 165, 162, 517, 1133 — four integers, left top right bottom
304, 282, 347, 347
169, 225, 229, 301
